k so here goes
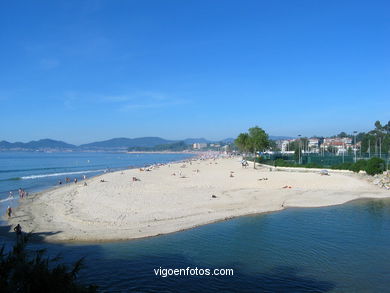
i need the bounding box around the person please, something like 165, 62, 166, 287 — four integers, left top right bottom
7, 206, 12, 218
74, 178, 78, 184
14, 224, 22, 241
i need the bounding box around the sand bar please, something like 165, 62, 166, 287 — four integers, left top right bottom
6, 157, 390, 242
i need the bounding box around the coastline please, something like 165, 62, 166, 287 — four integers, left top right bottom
6, 157, 390, 243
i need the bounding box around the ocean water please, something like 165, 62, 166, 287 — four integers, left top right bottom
1, 152, 390, 292
0, 151, 194, 207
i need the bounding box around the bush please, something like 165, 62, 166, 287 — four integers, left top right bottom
365, 157, 385, 176
350, 159, 368, 173
305, 162, 323, 169
332, 162, 354, 170
0, 236, 97, 293
274, 159, 296, 167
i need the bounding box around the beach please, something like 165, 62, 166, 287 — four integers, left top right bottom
7, 157, 390, 242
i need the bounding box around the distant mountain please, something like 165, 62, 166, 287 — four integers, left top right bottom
0, 139, 76, 150
79, 137, 175, 150
183, 138, 210, 145
219, 138, 235, 144
269, 136, 295, 141
1, 135, 292, 151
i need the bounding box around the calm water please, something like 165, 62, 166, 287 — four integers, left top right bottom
1, 152, 390, 292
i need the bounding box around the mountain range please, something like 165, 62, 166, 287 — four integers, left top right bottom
0, 136, 290, 151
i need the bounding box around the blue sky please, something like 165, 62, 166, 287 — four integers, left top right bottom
0, 0, 389, 144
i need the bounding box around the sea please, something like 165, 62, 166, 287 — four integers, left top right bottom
1, 151, 390, 292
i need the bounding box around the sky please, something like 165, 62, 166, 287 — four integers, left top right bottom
0, 0, 389, 144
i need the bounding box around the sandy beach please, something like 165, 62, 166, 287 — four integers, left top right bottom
7, 157, 390, 242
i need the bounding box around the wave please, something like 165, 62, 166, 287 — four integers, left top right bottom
0, 164, 105, 174
0, 196, 15, 203
0, 167, 60, 173
0, 177, 21, 182
21, 169, 106, 180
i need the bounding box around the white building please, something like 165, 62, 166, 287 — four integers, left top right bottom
193, 143, 207, 149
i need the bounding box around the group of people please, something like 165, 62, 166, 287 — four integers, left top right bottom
18, 188, 28, 199
59, 176, 86, 185
241, 160, 249, 168
5, 187, 29, 220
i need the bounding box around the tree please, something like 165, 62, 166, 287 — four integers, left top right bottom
235, 133, 250, 154
247, 126, 270, 168
384, 121, 390, 134
234, 126, 270, 168
0, 236, 97, 292
337, 132, 348, 138
374, 120, 383, 132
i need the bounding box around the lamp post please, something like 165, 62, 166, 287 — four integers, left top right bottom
298, 134, 302, 164
353, 131, 357, 162
368, 138, 371, 158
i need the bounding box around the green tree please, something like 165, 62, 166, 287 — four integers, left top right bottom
0, 236, 97, 292
374, 120, 383, 132
234, 133, 250, 154
337, 132, 348, 138
235, 126, 270, 168
247, 126, 270, 168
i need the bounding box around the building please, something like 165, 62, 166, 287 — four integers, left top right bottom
193, 143, 207, 150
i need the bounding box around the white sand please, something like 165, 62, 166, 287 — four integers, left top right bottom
7, 157, 390, 242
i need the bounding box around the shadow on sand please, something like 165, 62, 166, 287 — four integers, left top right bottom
0, 223, 62, 243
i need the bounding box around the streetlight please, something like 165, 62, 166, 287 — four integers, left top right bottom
368, 138, 371, 158
298, 134, 302, 164
353, 131, 357, 162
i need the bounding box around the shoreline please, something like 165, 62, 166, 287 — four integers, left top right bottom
5, 157, 390, 243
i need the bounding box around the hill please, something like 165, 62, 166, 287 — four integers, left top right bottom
78, 137, 175, 150
0, 139, 76, 150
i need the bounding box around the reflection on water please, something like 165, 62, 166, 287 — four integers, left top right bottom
1, 198, 390, 292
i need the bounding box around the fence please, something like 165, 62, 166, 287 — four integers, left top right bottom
260, 152, 390, 168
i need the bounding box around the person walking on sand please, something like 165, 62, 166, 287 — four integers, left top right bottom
6, 206, 12, 218
14, 224, 22, 242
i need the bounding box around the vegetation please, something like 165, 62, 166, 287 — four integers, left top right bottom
268, 157, 385, 176
349, 160, 367, 173
365, 157, 386, 176
235, 126, 270, 168
359, 121, 390, 154
128, 141, 190, 152
282, 120, 390, 157
0, 236, 97, 293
